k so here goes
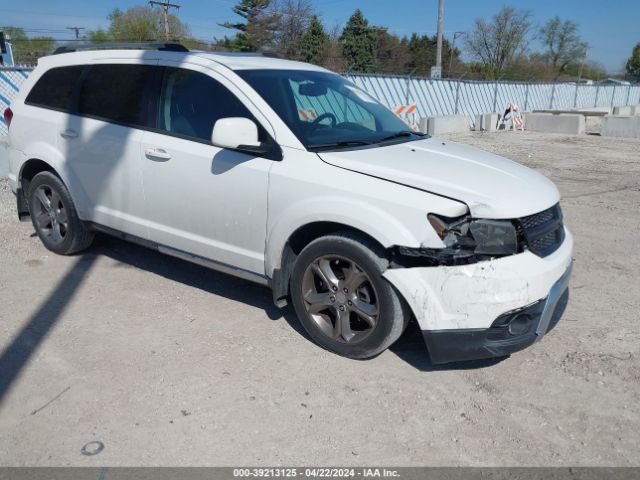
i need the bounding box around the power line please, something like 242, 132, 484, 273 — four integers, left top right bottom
66, 26, 85, 39
148, 0, 181, 41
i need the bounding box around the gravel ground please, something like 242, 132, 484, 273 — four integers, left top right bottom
0, 131, 639, 466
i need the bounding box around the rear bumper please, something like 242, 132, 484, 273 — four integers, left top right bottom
384, 227, 573, 363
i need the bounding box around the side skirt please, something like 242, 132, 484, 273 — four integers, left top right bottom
87, 222, 270, 287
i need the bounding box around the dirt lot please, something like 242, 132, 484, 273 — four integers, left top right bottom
0, 131, 639, 466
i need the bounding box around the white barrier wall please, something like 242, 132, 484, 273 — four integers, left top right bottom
344, 73, 640, 127
2, 66, 640, 135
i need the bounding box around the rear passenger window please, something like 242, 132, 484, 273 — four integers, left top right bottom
25, 66, 84, 111
79, 64, 154, 127
157, 68, 256, 142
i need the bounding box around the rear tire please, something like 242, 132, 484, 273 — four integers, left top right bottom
27, 171, 94, 255
290, 231, 409, 359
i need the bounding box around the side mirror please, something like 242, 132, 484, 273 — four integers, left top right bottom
211, 117, 282, 160
212, 117, 264, 152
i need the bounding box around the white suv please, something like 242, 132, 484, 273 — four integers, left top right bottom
4, 43, 573, 363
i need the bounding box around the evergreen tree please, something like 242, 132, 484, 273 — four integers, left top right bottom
339, 9, 378, 73
299, 16, 329, 65
220, 0, 279, 51
626, 43, 640, 79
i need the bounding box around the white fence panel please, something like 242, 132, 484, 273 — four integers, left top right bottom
2, 66, 640, 135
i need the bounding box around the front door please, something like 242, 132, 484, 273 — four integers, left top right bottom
140, 64, 273, 276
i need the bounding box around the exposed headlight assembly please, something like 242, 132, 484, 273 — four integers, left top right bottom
391, 214, 520, 267
429, 213, 518, 256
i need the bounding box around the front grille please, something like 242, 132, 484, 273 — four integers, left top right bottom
520, 209, 554, 230
519, 204, 564, 257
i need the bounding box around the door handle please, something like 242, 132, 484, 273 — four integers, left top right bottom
144, 148, 172, 161
60, 129, 78, 139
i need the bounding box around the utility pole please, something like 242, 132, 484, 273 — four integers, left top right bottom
66, 26, 85, 39
448, 31, 464, 76
432, 0, 444, 78
149, 0, 181, 41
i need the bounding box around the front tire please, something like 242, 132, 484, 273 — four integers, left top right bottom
27, 171, 94, 255
290, 232, 409, 359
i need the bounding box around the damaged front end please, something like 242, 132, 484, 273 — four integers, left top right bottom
390, 203, 565, 267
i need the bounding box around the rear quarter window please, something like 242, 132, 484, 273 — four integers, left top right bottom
78, 64, 155, 127
25, 65, 84, 111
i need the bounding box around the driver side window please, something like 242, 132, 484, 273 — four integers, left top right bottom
289, 79, 376, 130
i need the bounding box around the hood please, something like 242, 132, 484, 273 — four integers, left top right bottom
318, 137, 560, 219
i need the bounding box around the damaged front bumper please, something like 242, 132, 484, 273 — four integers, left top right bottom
384, 228, 573, 364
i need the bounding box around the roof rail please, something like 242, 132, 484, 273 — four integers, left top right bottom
209, 51, 280, 59
53, 42, 189, 55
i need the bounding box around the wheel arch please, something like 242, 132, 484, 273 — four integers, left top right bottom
269, 220, 396, 308
19, 158, 58, 190
16, 158, 61, 219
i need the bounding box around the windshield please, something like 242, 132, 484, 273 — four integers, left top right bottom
237, 69, 423, 151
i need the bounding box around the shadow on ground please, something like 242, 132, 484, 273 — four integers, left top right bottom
0, 254, 97, 405
0, 230, 503, 401
94, 234, 504, 373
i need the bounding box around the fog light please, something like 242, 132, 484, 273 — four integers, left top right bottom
508, 314, 533, 336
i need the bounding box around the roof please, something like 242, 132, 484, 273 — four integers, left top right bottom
41, 45, 329, 73
193, 51, 327, 72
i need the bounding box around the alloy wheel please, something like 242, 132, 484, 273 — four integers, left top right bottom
32, 185, 69, 245
301, 255, 379, 344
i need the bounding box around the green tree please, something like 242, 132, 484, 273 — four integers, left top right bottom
2, 27, 54, 64
273, 0, 314, 59
340, 9, 378, 73
464, 6, 532, 79
375, 30, 409, 74
402, 33, 458, 77
540, 16, 587, 77
406, 33, 435, 76
626, 42, 640, 78
298, 16, 329, 65
107, 6, 189, 41
87, 28, 110, 44
220, 0, 279, 51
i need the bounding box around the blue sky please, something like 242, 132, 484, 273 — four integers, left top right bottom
3, 0, 639, 73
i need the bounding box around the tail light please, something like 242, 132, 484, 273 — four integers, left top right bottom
3, 107, 12, 129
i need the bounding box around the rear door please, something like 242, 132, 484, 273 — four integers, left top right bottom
139, 63, 274, 276
60, 61, 157, 238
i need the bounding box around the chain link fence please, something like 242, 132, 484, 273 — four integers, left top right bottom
2, 65, 640, 135
344, 73, 640, 127
0, 66, 33, 135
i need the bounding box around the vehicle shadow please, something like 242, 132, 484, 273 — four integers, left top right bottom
91, 234, 306, 332
89, 234, 509, 373
0, 254, 97, 406
389, 323, 507, 372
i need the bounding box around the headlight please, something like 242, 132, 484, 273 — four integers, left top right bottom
392, 214, 521, 267
469, 219, 518, 255
428, 214, 518, 256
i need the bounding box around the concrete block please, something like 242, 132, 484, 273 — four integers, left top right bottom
630, 105, 640, 116
524, 113, 585, 135
418, 117, 429, 134
425, 115, 470, 136
574, 107, 612, 114
601, 115, 640, 138
474, 113, 499, 131
613, 106, 633, 116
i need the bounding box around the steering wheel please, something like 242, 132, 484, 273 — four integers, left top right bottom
310, 112, 337, 129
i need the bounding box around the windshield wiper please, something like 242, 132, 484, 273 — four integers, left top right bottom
307, 140, 375, 151
377, 131, 426, 143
